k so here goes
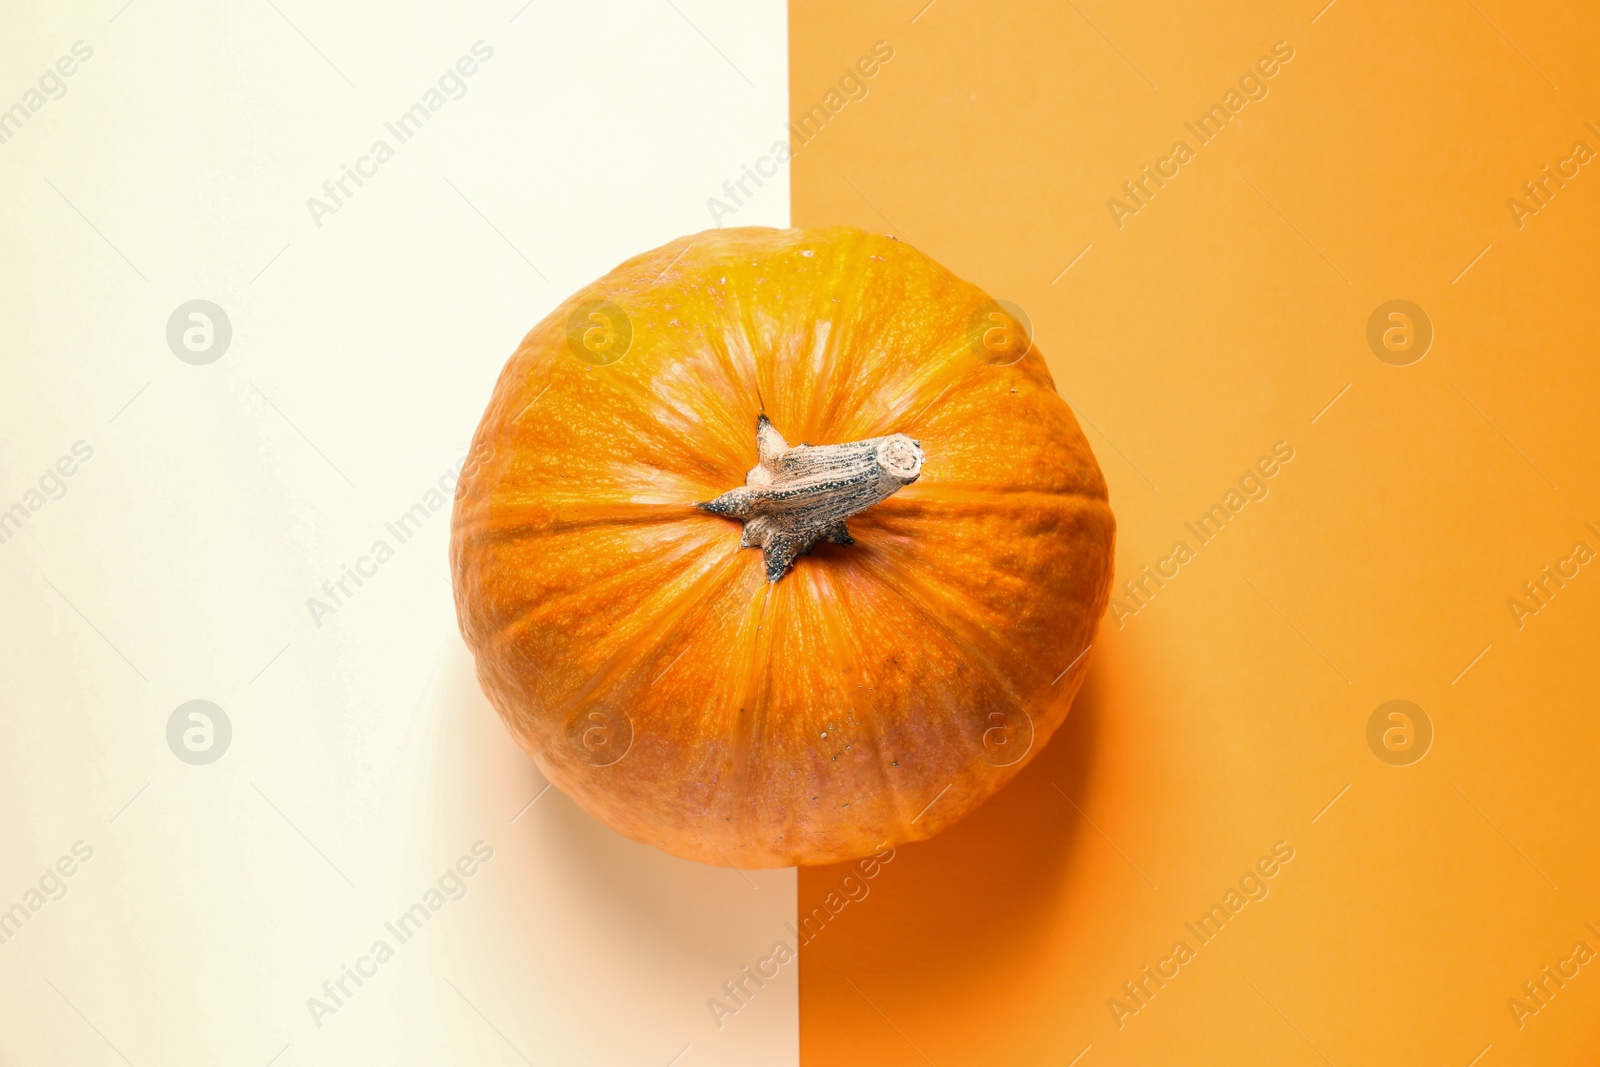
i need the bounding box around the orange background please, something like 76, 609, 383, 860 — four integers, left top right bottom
791, 1, 1600, 1064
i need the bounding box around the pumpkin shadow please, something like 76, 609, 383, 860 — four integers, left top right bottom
430, 635, 1101, 987
800, 659, 1105, 978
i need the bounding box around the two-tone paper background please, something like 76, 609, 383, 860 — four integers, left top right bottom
4, 1, 1599, 1064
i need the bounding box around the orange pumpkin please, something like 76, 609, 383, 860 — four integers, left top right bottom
450, 226, 1114, 868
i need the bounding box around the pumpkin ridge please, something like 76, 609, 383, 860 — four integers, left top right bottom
820, 331, 974, 442
528, 543, 753, 764
643, 244, 768, 436
855, 549, 1041, 712
454, 502, 705, 544
485, 514, 723, 604
846, 551, 1045, 834
512, 366, 744, 486
803, 564, 920, 843
806, 240, 972, 441
780, 239, 873, 441
888, 360, 1067, 434
486, 528, 741, 711
727, 580, 781, 853
857, 528, 1087, 696
869, 485, 1112, 507
830, 345, 1067, 447
502, 273, 757, 481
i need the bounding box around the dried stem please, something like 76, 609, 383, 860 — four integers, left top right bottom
698, 416, 925, 581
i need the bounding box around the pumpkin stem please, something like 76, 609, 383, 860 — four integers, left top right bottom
698, 415, 925, 581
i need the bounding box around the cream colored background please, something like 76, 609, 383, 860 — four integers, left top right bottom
0, 2, 795, 1065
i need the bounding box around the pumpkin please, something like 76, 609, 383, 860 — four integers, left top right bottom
450, 226, 1114, 868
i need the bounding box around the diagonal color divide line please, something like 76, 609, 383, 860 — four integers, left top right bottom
1244, 977, 1336, 1066
1065, 1043, 1093, 1067
263, 1044, 290, 1067
1243, 577, 1352, 684
261, 0, 356, 88
1451, 643, 1493, 685
1051, 243, 1094, 284
1310, 382, 1352, 424
1461, 0, 1559, 89
663, 1043, 692, 1067
910, 0, 940, 23
1063, 0, 1158, 89
1310, 0, 1339, 23
1449, 382, 1559, 489
662, 0, 756, 89
1451, 243, 1493, 285
42, 577, 149, 682
44, 177, 149, 283
1465, 1043, 1493, 1067
1451, 782, 1558, 889
443, 977, 538, 1065
250, 782, 357, 889
1053, 783, 1158, 891
442, 177, 550, 282
1241, 176, 1352, 284
1310, 783, 1351, 824
845, 977, 937, 1066
250, 384, 357, 488
44, 978, 135, 1066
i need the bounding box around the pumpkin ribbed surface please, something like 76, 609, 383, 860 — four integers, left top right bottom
450, 226, 1114, 868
